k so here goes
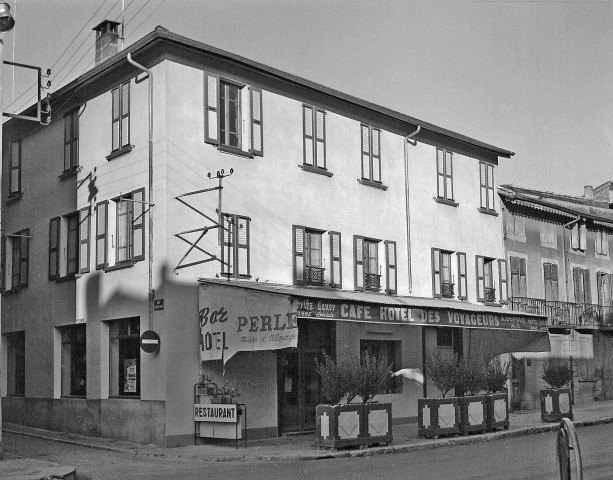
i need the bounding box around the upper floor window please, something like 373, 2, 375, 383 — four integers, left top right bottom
476, 256, 507, 303
510, 256, 527, 298
293, 226, 325, 286
572, 267, 591, 305
51, 208, 90, 279
597, 271, 612, 306
108, 81, 131, 160
540, 222, 557, 248
431, 249, 467, 300
543, 262, 560, 302
8, 141, 21, 197
302, 105, 328, 175
506, 213, 525, 240
479, 162, 496, 213
570, 221, 586, 252
221, 213, 250, 278
204, 74, 263, 157
595, 228, 609, 256
436, 148, 454, 203
1, 229, 30, 293
355, 236, 384, 292
64, 109, 79, 172
360, 125, 385, 189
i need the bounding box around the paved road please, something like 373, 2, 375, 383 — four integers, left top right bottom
5, 423, 613, 479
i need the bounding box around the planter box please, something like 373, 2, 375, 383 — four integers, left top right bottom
540, 388, 573, 422
459, 395, 488, 434
362, 402, 393, 446
418, 397, 460, 438
486, 392, 509, 430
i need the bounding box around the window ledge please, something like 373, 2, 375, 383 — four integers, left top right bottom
6, 192, 23, 205
60, 395, 86, 399
299, 164, 333, 177
484, 302, 502, 307
1, 286, 25, 295
435, 197, 458, 207
59, 166, 82, 180
218, 144, 254, 158
106, 145, 134, 161
359, 179, 388, 191
478, 207, 499, 217
56, 274, 80, 283
104, 261, 135, 273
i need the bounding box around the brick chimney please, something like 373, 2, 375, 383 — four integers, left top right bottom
584, 185, 594, 200
93, 20, 120, 65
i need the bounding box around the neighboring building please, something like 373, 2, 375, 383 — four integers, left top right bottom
499, 184, 613, 409
0, 23, 547, 446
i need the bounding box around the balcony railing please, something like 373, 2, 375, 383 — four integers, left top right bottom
364, 273, 381, 291
305, 265, 325, 285
484, 287, 496, 303
442, 281, 455, 298
509, 297, 613, 328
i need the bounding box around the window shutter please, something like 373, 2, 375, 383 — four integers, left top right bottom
96, 202, 108, 270
579, 222, 587, 251
220, 215, 233, 276
432, 248, 441, 297
583, 269, 592, 304
385, 241, 396, 294
457, 252, 467, 300
121, 82, 130, 148
519, 258, 527, 296
64, 113, 72, 171
361, 125, 370, 180
112, 87, 120, 151
603, 231, 609, 256
571, 224, 579, 249
237, 217, 249, 276
597, 272, 605, 305
294, 226, 305, 284
487, 164, 495, 209
49, 217, 60, 279
550, 263, 559, 301
303, 106, 314, 166
0, 236, 4, 291
372, 128, 381, 183
79, 207, 90, 273
204, 73, 220, 145
544, 263, 552, 301
131, 188, 145, 261
329, 231, 342, 288
498, 259, 508, 303
510, 256, 519, 298
479, 163, 487, 209
251, 87, 263, 156
445, 150, 453, 200
315, 109, 325, 169
354, 236, 364, 290
573, 267, 583, 304
476, 255, 485, 301
436, 149, 444, 198
19, 230, 29, 288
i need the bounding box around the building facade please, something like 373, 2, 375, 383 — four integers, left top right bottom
1, 24, 547, 446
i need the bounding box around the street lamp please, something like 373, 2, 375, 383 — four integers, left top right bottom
0, 1, 16, 461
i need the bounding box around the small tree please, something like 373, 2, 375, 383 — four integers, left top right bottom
483, 357, 510, 394
456, 357, 485, 397
315, 353, 348, 404
542, 361, 572, 389
355, 351, 392, 404
425, 350, 460, 398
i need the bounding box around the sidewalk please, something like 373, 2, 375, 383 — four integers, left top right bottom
3, 399, 613, 477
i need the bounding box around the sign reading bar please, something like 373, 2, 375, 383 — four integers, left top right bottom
194, 403, 238, 423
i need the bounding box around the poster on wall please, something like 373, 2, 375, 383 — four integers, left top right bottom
198, 283, 298, 364
124, 359, 137, 393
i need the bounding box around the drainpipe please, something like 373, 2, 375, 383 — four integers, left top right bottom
404, 125, 420, 293
127, 53, 154, 331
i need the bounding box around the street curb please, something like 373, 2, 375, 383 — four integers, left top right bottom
5, 416, 613, 463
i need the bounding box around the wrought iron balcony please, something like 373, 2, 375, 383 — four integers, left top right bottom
305, 265, 325, 285
484, 287, 496, 303
509, 297, 613, 328
364, 273, 381, 291
441, 281, 455, 298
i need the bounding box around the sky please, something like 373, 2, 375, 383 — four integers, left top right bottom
1, 0, 612, 197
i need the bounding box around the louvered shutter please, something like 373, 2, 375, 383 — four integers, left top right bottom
250, 87, 263, 156
476, 256, 485, 301
204, 73, 220, 145
315, 109, 326, 168
9, 141, 20, 195
372, 128, 381, 183
294, 226, 305, 284
479, 163, 487, 209
11, 236, 20, 288
79, 207, 90, 273
544, 263, 552, 301
457, 252, 467, 300
303, 106, 314, 166
573, 267, 583, 304
96, 202, 108, 270
436, 149, 445, 198
571, 224, 579, 249
49, 217, 60, 279
579, 222, 587, 251
445, 150, 453, 200
519, 258, 527, 296
510, 256, 520, 298
432, 248, 441, 297
131, 189, 145, 261
385, 241, 396, 294
551, 263, 559, 301
221, 215, 233, 276
19, 230, 29, 288
583, 269, 592, 304
121, 82, 130, 148
64, 113, 73, 171
597, 272, 605, 305
329, 232, 342, 288
112, 87, 120, 151
361, 125, 370, 180
498, 259, 508, 303
603, 231, 609, 256
487, 164, 495, 209
237, 217, 249, 276
354, 236, 364, 290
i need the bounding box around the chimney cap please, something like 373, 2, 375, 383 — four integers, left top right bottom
93, 19, 121, 33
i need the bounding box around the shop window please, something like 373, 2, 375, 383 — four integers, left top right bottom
221, 213, 250, 278
360, 339, 401, 394
354, 236, 381, 291
1, 229, 30, 292
61, 324, 86, 397
576, 334, 595, 381
109, 318, 140, 397
436, 327, 454, 348
6, 331, 25, 396
293, 226, 324, 286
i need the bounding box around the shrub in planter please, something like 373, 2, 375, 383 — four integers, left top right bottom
483, 357, 510, 430
540, 361, 573, 422
456, 357, 488, 435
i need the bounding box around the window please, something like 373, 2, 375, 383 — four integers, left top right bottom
64, 109, 79, 172
543, 263, 560, 302
49, 210, 90, 280
385, 241, 397, 294
293, 226, 324, 285
457, 252, 468, 300
436, 148, 454, 203
221, 213, 250, 278
61, 325, 86, 397
510, 256, 527, 298
96, 189, 145, 270
596, 272, 611, 306
540, 222, 557, 248
476, 256, 496, 303
570, 221, 587, 252
354, 236, 381, 291
109, 318, 140, 397
204, 73, 263, 156
8, 141, 21, 197
302, 105, 328, 174
360, 340, 401, 394
572, 267, 591, 305
436, 327, 454, 348
506, 213, 525, 240
5, 331, 25, 396
360, 125, 385, 189
576, 334, 595, 380
329, 231, 342, 289
1, 229, 30, 292
109, 81, 131, 158
432, 248, 455, 298
479, 162, 496, 212
596, 228, 609, 256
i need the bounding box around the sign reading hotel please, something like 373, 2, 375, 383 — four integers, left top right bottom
199, 284, 298, 363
